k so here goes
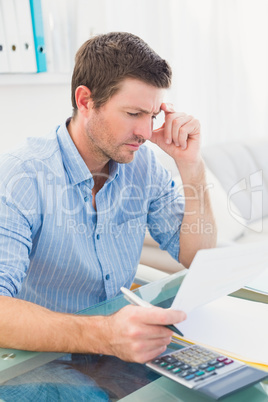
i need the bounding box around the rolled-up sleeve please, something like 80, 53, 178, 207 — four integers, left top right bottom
146, 152, 185, 262
0, 155, 37, 297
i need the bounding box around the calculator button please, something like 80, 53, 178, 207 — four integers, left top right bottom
152, 359, 161, 365
195, 360, 203, 364
162, 356, 177, 364
166, 365, 175, 370
208, 359, 218, 365
160, 362, 168, 367
172, 367, 182, 374
185, 374, 195, 381
174, 361, 183, 367
206, 366, 216, 372
199, 363, 209, 369
181, 364, 190, 370
217, 356, 227, 363
188, 368, 198, 374
215, 362, 225, 369
224, 359, 233, 365
180, 371, 190, 377
195, 371, 205, 376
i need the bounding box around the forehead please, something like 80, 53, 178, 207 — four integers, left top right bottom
109, 78, 166, 113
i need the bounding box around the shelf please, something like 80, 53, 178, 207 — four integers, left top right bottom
0, 73, 72, 86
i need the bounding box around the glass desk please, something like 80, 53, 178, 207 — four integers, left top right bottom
0, 270, 267, 402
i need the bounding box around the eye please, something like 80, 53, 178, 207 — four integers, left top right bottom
127, 112, 139, 117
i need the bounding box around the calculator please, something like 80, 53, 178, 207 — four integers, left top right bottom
146, 344, 268, 400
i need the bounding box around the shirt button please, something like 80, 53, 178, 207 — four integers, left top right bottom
105, 274, 110, 280
84, 196, 89, 202
96, 234, 100, 240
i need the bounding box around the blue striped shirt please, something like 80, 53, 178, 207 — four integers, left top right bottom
0, 120, 184, 313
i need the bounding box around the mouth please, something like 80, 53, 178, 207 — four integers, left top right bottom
125, 143, 141, 150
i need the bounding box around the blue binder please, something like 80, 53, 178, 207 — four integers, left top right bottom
29, 0, 47, 72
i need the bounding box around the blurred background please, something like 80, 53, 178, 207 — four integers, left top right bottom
0, 0, 268, 152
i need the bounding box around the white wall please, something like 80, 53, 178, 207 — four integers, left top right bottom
0, 81, 72, 152
1, 0, 267, 154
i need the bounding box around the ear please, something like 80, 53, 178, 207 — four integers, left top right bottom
75, 85, 93, 116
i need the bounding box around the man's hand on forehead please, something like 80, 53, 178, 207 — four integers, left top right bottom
150, 102, 201, 164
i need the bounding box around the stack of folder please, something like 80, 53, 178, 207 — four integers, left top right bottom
167, 243, 268, 372
172, 292, 268, 373
0, 0, 47, 73
173, 272, 268, 372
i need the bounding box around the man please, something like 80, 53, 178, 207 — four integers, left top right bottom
0, 32, 216, 363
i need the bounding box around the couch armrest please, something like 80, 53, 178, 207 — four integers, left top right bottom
140, 245, 185, 274
135, 264, 170, 285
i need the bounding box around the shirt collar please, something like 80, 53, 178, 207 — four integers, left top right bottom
56, 119, 120, 186
107, 159, 120, 184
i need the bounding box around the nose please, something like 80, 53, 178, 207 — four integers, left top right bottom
133, 117, 153, 141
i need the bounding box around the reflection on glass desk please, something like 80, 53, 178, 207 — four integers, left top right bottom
0, 270, 267, 402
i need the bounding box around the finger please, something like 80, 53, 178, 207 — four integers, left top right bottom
138, 345, 168, 364
178, 126, 189, 149
140, 306, 187, 326
120, 306, 179, 340
164, 112, 187, 145
141, 325, 175, 339
179, 118, 200, 149
172, 115, 193, 146
145, 336, 173, 348
130, 335, 172, 352
134, 337, 172, 363
126, 321, 174, 340
160, 103, 176, 145
161, 102, 176, 114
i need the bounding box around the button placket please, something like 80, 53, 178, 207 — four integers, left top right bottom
81, 180, 93, 205
94, 183, 115, 296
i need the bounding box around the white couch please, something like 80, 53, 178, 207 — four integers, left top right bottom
136, 141, 268, 283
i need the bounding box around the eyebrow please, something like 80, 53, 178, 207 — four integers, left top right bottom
124, 107, 162, 116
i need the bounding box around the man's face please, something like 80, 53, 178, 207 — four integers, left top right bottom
85, 78, 165, 164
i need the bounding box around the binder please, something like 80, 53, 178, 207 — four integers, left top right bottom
29, 0, 47, 72
0, 0, 22, 72
41, 0, 71, 73
40, 0, 54, 72
14, 0, 37, 73
0, 0, 9, 73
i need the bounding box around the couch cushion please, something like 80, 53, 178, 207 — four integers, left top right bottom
205, 167, 246, 244
153, 151, 246, 244
202, 142, 268, 224
172, 168, 246, 244
236, 216, 268, 244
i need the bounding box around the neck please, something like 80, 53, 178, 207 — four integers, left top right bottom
67, 117, 109, 175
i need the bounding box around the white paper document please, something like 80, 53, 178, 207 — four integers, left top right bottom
170, 242, 268, 365
176, 295, 268, 365
245, 267, 268, 295
171, 242, 268, 314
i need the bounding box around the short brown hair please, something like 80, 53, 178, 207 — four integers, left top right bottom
71, 32, 172, 116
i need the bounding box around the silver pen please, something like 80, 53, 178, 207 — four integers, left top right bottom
120, 287, 184, 337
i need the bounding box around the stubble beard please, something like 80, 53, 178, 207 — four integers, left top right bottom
85, 113, 142, 165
